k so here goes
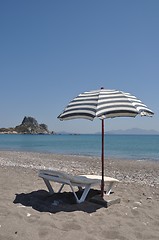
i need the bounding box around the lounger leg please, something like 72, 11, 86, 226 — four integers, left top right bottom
43, 179, 65, 194
58, 183, 65, 193
79, 185, 91, 203
78, 186, 83, 191
106, 182, 114, 195
43, 179, 54, 194
69, 184, 91, 203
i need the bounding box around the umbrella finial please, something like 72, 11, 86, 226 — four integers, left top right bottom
101, 87, 104, 89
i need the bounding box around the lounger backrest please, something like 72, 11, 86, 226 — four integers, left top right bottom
39, 170, 100, 185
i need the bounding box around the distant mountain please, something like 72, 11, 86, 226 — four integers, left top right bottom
58, 128, 159, 135
105, 128, 159, 135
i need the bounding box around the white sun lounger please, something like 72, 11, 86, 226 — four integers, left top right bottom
38, 170, 119, 204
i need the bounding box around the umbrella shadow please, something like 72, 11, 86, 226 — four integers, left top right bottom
13, 189, 103, 213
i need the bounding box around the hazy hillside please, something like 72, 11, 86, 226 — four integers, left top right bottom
106, 128, 159, 135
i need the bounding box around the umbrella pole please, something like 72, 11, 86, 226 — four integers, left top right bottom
101, 119, 105, 198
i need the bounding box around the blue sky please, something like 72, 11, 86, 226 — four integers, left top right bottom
0, 0, 158, 133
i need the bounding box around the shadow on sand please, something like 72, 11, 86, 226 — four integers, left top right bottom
13, 189, 103, 213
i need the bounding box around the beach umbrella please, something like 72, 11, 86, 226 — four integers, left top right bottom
58, 88, 154, 197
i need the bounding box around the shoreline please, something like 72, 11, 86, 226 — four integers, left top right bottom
0, 150, 159, 186
1, 148, 159, 161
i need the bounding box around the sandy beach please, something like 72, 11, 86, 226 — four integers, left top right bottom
0, 151, 159, 240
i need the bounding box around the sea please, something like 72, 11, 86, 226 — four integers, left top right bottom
0, 134, 159, 161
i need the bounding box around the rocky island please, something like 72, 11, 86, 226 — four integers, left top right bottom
0, 116, 53, 134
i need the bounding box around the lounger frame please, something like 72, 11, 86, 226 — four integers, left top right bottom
39, 170, 119, 204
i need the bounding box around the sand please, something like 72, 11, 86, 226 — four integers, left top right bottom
0, 151, 159, 240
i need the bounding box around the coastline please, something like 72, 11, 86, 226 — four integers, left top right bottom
0, 134, 159, 161
0, 150, 159, 185
0, 150, 159, 239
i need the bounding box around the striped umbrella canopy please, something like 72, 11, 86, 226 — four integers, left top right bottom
58, 88, 154, 197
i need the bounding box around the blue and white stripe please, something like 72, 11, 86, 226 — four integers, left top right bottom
58, 89, 154, 121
